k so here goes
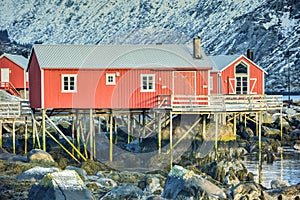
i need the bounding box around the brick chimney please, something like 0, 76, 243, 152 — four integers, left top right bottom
193, 37, 202, 59
247, 49, 254, 61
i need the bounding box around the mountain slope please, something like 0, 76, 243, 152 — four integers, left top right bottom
0, 0, 299, 92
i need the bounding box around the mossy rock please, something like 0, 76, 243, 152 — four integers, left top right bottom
80, 160, 112, 175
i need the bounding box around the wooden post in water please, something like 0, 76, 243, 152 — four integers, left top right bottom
109, 113, 113, 162
12, 119, 16, 154
158, 112, 162, 154
169, 111, 173, 169
42, 109, 46, 151
25, 117, 28, 154
0, 120, 2, 148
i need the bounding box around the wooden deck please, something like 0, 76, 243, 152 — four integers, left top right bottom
0, 101, 30, 118
158, 94, 283, 112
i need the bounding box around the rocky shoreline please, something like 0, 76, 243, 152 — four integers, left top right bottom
1, 103, 300, 199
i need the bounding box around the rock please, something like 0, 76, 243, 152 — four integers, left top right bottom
270, 180, 290, 189
0, 152, 27, 162
227, 182, 266, 200
80, 160, 111, 175
290, 129, 300, 140
201, 160, 251, 183
106, 170, 145, 184
283, 108, 297, 116
294, 143, 300, 150
27, 149, 55, 163
65, 165, 88, 181
96, 178, 117, 191
262, 126, 281, 136
16, 166, 60, 181
28, 170, 93, 200
162, 165, 226, 199
266, 182, 300, 199
100, 183, 144, 200
138, 175, 164, 195
86, 177, 117, 199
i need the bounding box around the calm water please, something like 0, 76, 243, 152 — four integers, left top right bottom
243, 148, 300, 188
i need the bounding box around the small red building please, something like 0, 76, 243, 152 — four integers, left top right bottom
0, 53, 28, 98
209, 53, 266, 95
27, 39, 213, 109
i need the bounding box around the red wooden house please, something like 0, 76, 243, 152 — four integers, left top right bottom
0, 53, 28, 98
27, 39, 213, 109
209, 52, 266, 95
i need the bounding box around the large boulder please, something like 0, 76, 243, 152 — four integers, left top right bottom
27, 149, 55, 163
138, 174, 165, 195
162, 165, 226, 199
65, 165, 88, 181
28, 170, 93, 200
100, 183, 144, 200
290, 129, 300, 140
16, 166, 60, 181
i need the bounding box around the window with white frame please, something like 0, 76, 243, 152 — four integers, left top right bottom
106, 73, 116, 85
62, 74, 77, 92
141, 74, 155, 92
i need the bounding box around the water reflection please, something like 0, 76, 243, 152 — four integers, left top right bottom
243, 148, 300, 188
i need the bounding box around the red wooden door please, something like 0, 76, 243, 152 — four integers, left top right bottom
173, 71, 196, 95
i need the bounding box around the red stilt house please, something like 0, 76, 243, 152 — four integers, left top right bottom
27, 39, 213, 109
209, 51, 266, 95
0, 53, 28, 98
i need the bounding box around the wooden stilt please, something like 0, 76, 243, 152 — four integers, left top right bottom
202, 115, 206, 140
32, 116, 36, 148
25, 117, 28, 154
0, 120, 2, 148
280, 108, 283, 140
233, 113, 237, 137
258, 111, 262, 184
114, 117, 118, 144
12, 120, 16, 154
44, 115, 87, 161
109, 113, 113, 162
79, 120, 88, 159
169, 111, 173, 169
127, 114, 131, 144
42, 109, 46, 151
256, 112, 258, 136
244, 113, 247, 128
158, 112, 162, 154
76, 113, 81, 158
89, 109, 94, 160
72, 115, 75, 155
215, 114, 218, 160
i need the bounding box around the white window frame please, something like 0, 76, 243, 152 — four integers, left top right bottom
141, 74, 155, 92
62, 74, 77, 92
106, 73, 116, 85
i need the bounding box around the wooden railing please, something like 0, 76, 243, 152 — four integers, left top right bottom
0, 101, 30, 118
157, 94, 283, 111
0, 82, 20, 97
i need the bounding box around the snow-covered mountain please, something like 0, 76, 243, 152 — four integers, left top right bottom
0, 0, 299, 92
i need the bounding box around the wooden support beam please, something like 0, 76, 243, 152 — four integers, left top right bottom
169, 111, 173, 169
166, 117, 201, 154
215, 114, 218, 161
114, 117, 118, 144
280, 108, 283, 140
256, 112, 258, 136
34, 119, 80, 163
76, 114, 81, 158
127, 114, 131, 144
72, 116, 75, 156
158, 112, 162, 154
44, 114, 87, 161
109, 113, 113, 162
0, 120, 2, 148
42, 109, 46, 151
79, 120, 88, 159
233, 113, 237, 137
25, 117, 28, 154
89, 109, 94, 160
202, 115, 206, 140
12, 120, 16, 154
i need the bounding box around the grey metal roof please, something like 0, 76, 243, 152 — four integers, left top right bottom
32, 44, 213, 69
0, 53, 28, 70
209, 55, 241, 71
